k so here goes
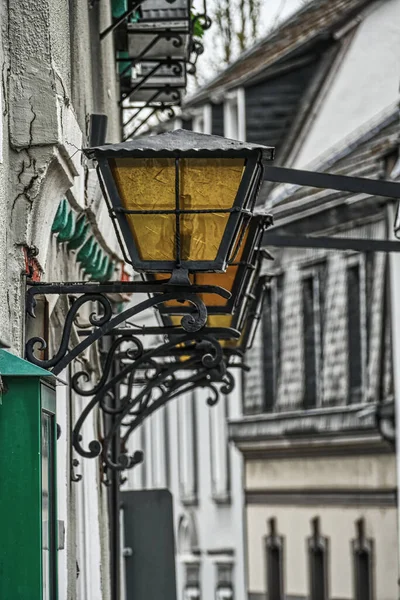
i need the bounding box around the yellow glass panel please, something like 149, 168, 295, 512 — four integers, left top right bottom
156, 227, 249, 309
169, 315, 241, 350
110, 158, 244, 262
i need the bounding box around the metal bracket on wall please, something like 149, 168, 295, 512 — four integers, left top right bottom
262, 166, 400, 253
70, 329, 235, 483
25, 279, 231, 375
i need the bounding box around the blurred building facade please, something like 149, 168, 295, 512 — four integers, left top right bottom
154, 0, 400, 598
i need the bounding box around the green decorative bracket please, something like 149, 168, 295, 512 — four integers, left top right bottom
77, 237, 96, 265
85, 247, 104, 276
51, 199, 68, 233
92, 255, 110, 281
67, 215, 89, 251
57, 209, 76, 243
51, 201, 115, 282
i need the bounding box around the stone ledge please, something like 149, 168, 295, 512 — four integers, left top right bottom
228, 404, 394, 458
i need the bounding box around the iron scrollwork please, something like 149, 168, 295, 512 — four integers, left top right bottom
25, 278, 236, 483
70, 331, 235, 484
25, 279, 230, 375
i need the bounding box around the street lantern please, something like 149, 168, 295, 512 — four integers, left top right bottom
165, 272, 269, 357
153, 213, 273, 314
84, 129, 274, 277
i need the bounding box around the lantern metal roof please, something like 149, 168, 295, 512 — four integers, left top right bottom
84, 129, 275, 161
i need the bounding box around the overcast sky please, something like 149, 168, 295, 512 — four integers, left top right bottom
191, 0, 306, 89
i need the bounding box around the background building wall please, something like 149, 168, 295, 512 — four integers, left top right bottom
124, 374, 247, 600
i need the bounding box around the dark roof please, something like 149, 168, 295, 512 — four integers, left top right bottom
184, 0, 372, 107
85, 129, 274, 161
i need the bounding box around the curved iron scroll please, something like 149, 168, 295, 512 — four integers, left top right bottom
25, 279, 231, 375
70, 331, 234, 481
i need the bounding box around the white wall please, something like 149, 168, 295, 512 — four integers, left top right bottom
124, 371, 247, 600
246, 504, 398, 600
293, 0, 400, 168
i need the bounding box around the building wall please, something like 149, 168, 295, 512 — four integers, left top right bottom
246, 503, 397, 600
124, 374, 247, 600
292, 0, 400, 168
1, 1, 124, 598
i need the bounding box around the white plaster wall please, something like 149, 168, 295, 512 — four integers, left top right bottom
246, 504, 398, 600
293, 0, 400, 168
124, 367, 247, 600
246, 454, 397, 491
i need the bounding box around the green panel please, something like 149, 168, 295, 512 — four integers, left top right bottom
51, 199, 68, 233
0, 349, 54, 378
67, 215, 90, 251
112, 0, 127, 18
117, 51, 131, 76
0, 378, 42, 599
57, 209, 76, 243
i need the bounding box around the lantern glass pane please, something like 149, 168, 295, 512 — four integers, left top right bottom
169, 315, 237, 349
155, 228, 248, 308
110, 157, 245, 262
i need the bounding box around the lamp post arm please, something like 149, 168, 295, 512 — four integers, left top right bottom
264, 166, 400, 200
26, 289, 213, 375
71, 332, 225, 469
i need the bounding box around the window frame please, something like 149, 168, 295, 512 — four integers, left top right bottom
264, 517, 285, 600
346, 253, 368, 404
191, 104, 212, 134
301, 263, 325, 409
223, 89, 246, 141
307, 517, 329, 600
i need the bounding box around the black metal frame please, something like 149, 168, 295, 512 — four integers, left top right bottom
262, 165, 400, 253
108, 0, 211, 138
25, 279, 231, 375
159, 271, 269, 363
69, 329, 234, 480
119, 58, 187, 105
148, 213, 273, 316
24, 145, 400, 487
93, 149, 265, 273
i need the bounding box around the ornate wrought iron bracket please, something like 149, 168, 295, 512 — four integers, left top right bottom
69, 329, 235, 483
25, 279, 230, 375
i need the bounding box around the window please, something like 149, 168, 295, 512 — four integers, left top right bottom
303, 276, 318, 408
224, 89, 246, 141
307, 517, 328, 600
215, 563, 233, 600
302, 264, 325, 409
178, 392, 198, 504
211, 104, 224, 137
264, 518, 284, 600
352, 518, 373, 600
346, 258, 367, 404
262, 276, 283, 412
184, 563, 201, 600
209, 396, 230, 503
192, 105, 212, 134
